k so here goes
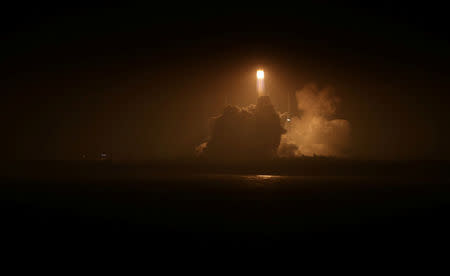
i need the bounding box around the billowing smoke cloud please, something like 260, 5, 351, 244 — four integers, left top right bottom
279, 84, 351, 157
197, 96, 285, 161
197, 84, 350, 161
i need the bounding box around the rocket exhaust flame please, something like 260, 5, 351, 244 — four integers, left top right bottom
256, 69, 265, 95
256, 70, 264, 79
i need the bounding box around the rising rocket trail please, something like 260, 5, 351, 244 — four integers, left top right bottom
256, 69, 265, 96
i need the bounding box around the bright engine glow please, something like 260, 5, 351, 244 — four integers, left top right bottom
257, 70, 264, 79
256, 69, 265, 95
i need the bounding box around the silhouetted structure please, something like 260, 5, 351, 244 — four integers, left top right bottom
198, 96, 285, 162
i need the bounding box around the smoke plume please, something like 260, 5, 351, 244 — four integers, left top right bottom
197, 84, 350, 161
197, 96, 285, 161
280, 84, 351, 157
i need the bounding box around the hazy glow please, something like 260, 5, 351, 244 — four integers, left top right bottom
256, 70, 264, 79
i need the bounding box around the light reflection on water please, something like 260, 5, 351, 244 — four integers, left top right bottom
245, 174, 282, 180
255, 175, 281, 179
242, 174, 284, 186
119, 170, 388, 185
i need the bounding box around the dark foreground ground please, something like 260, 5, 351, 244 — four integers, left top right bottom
1, 159, 450, 252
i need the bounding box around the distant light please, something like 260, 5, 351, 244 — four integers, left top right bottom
287, 118, 291, 122
257, 70, 264, 79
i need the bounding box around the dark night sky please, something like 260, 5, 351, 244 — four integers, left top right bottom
2, 2, 450, 160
